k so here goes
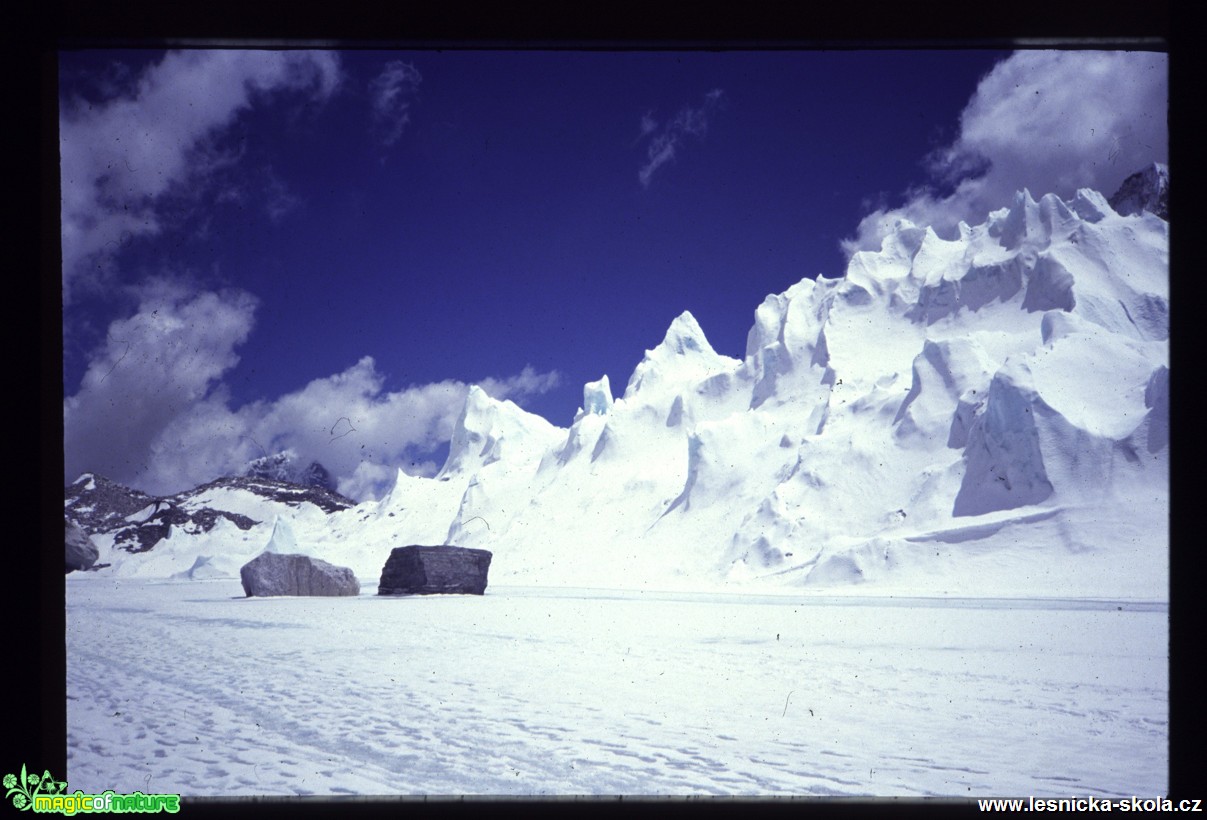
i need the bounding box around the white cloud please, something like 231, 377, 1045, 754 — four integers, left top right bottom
59, 50, 342, 302
65, 290, 562, 500
337, 461, 400, 502
478, 365, 561, 401
843, 50, 1168, 256
637, 88, 726, 188
369, 60, 422, 147
64, 282, 260, 488
634, 110, 658, 144
262, 168, 303, 223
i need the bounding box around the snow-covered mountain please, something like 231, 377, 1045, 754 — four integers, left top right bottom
242, 451, 339, 492
65, 473, 355, 577
66, 177, 1169, 598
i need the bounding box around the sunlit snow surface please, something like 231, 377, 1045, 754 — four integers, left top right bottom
67, 578, 1166, 797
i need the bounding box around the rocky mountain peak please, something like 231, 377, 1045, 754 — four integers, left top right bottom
1108, 162, 1169, 220
242, 451, 339, 492
64, 472, 356, 557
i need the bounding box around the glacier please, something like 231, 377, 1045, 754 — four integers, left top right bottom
67, 578, 1167, 796
71, 184, 1168, 600
65, 180, 1171, 798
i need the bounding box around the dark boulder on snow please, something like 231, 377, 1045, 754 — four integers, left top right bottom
65, 520, 99, 573
378, 545, 493, 595
240, 552, 360, 597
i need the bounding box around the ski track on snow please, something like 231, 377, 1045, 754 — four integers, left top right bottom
67, 579, 1166, 797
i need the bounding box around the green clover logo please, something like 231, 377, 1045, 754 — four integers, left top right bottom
3, 765, 66, 811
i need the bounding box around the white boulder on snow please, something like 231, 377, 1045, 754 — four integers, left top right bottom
239, 552, 360, 597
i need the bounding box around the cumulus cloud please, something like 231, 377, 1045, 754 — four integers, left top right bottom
64, 289, 561, 500
369, 60, 422, 147
842, 50, 1168, 256
63, 282, 260, 488
338, 461, 404, 503
637, 88, 726, 188
59, 50, 342, 302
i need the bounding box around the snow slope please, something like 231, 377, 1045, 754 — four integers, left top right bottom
74, 184, 1169, 599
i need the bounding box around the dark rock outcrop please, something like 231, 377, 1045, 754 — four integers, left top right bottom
378, 546, 493, 595
243, 452, 340, 493
296, 461, 338, 493
1109, 162, 1169, 220
64, 474, 156, 535
65, 521, 99, 573
240, 552, 361, 597
65, 473, 355, 555
185, 475, 354, 515
112, 501, 258, 554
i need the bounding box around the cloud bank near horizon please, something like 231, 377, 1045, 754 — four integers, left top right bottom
64, 284, 561, 501
59, 50, 565, 502
842, 50, 1167, 256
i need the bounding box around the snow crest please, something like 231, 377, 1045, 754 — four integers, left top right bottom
79, 181, 1169, 597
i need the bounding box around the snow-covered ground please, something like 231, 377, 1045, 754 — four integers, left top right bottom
66, 577, 1167, 797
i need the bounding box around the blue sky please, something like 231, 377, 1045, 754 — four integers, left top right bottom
59, 48, 1167, 499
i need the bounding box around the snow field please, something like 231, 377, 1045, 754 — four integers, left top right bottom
67, 579, 1166, 797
